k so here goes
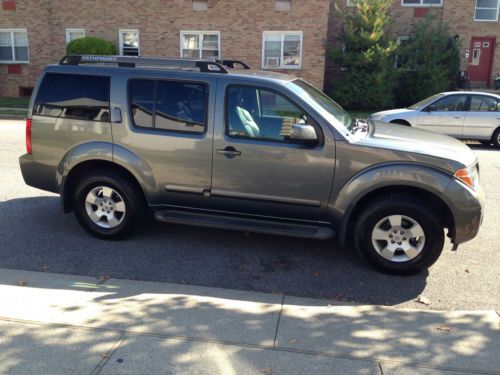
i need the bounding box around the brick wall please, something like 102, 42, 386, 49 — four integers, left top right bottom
0, 0, 330, 97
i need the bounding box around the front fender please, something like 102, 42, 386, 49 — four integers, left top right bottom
327, 163, 454, 246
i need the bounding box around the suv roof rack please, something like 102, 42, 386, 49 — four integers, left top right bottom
59, 55, 251, 73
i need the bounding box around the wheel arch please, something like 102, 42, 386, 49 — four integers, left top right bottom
61, 159, 149, 213
343, 186, 454, 246
389, 119, 411, 126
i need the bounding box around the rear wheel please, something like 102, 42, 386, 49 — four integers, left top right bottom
492, 128, 500, 149
354, 195, 445, 275
73, 170, 145, 240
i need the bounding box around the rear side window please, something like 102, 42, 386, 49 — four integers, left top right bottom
34, 73, 110, 121
129, 79, 208, 134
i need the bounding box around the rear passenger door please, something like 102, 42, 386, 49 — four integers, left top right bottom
463, 95, 500, 140
111, 75, 214, 207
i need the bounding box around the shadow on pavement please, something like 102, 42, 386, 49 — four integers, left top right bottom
0, 196, 428, 306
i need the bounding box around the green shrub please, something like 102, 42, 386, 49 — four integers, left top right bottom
66, 36, 117, 55
328, 0, 397, 110
394, 16, 460, 108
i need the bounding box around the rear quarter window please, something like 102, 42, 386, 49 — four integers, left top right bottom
34, 73, 110, 122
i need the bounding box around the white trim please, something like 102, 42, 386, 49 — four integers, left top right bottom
119, 29, 140, 56
179, 30, 221, 59
261, 31, 303, 70
473, 0, 500, 22
401, 0, 443, 7
0, 28, 29, 64
65, 28, 85, 44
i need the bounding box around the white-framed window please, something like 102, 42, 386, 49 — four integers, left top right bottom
474, 0, 500, 21
180, 31, 220, 59
401, 0, 443, 7
276, 0, 292, 11
119, 29, 140, 56
262, 31, 303, 70
66, 28, 85, 44
0, 29, 29, 63
193, 0, 208, 11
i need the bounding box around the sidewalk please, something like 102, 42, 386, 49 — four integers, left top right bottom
0, 268, 498, 375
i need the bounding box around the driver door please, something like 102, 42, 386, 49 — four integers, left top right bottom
209, 81, 335, 221
417, 94, 467, 137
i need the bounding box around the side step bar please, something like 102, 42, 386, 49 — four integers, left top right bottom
154, 210, 335, 240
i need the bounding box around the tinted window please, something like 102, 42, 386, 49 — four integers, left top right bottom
226, 85, 315, 142
34, 73, 110, 121
130, 79, 155, 128
431, 95, 467, 112
129, 79, 207, 133
470, 95, 499, 112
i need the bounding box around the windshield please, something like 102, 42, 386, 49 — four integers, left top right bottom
288, 79, 353, 132
408, 93, 445, 110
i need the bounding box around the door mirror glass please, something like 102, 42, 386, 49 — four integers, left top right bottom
289, 124, 318, 142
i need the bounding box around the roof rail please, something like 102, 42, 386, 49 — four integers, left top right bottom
216, 60, 251, 69
59, 55, 229, 74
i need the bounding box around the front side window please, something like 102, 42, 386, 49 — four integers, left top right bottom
226, 85, 316, 142
180, 31, 220, 59
430, 95, 467, 112
474, 0, 500, 21
119, 30, 140, 56
262, 32, 303, 69
0, 29, 29, 63
470, 95, 499, 112
129, 79, 208, 133
66, 28, 85, 44
401, 0, 443, 6
34, 73, 110, 121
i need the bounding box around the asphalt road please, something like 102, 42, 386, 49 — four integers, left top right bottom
1, 120, 499, 311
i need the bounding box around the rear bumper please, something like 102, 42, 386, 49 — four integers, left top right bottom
19, 154, 58, 193
444, 179, 484, 245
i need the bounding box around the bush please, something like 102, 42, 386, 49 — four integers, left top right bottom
394, 16, 460, 108
66, 37, 117, 55
328, 0, 397, 110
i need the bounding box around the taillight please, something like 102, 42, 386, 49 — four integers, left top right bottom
26, 118, 32, 154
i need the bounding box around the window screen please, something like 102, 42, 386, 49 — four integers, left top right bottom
34, 73, 110, 121
129, 79, 208, 133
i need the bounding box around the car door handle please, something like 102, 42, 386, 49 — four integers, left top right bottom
454, 116, 463, 119
216, 146, 242, 159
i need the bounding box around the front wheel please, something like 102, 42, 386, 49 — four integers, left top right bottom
73, 170, 145, 240
354, 196, 445, 275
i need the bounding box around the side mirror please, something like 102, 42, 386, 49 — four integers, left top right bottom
425, 104, 437, 112
289, 124, 318, 143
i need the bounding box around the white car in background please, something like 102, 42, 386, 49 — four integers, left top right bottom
369, 91, 500, 148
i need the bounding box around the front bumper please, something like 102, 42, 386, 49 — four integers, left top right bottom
443, 179, 484, 245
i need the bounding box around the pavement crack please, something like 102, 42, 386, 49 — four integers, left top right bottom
272, 293, 285, 348
90, 333, 126, 375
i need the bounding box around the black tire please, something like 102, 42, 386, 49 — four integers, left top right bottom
73, 170, 146, 240
354, 195, 445, 275
492, 128, 500, 149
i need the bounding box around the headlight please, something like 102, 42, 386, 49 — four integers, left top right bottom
369, 114, 383, 121
454, 165, 479, 190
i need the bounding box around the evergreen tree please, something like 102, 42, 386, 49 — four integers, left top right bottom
394, 16, 460, 108
329, 0, 397, 110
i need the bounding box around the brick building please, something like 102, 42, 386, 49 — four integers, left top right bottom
0, 0, 331, 96
328, 0, 500, 90
0, 0, 499, 97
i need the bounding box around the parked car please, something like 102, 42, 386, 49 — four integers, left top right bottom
369, 91, 500, 147
19, 55, 484, 274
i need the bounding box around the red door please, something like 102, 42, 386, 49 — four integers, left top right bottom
468, 37, 496, 86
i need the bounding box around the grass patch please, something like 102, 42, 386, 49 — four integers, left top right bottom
0, 108, 28, 116
0, 97, 30, 108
